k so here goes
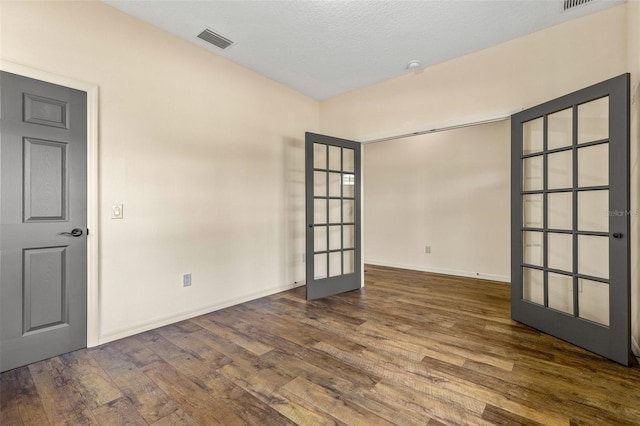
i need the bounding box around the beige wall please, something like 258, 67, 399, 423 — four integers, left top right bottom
0, 0, 318, 343
363, 121, 511, 280
320, 5, 628, 141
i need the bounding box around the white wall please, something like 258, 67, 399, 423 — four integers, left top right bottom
363, 121, 510, 280
0, 0, 318, 343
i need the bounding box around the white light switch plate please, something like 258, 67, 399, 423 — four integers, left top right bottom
112, 204, 123, 219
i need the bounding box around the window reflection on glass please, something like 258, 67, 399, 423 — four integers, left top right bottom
343, 173, 355, 197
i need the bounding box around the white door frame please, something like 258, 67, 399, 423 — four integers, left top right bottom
0, 60, 100, 347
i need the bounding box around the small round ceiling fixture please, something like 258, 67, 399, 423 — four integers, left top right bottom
406, 60, 421, 71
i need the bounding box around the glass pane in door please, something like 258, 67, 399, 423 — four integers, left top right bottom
313, 143, 327, 169
314, 199, 326, 224
548, 273, 574, 315
523, 267, 544, 305
523, 117, 543, 154
343, 174, 355, 197
578, 235, 609, 279
329, 146, 341, 170
523, 231, 543, 266
329, 199, 341, 223
523, 194, 543, 228
578, 278, 609, 326
548, 108, 573, 150
329, 252, 341, 277
329, 225, 341, 250
547, 192, 572, 230
314, 254, 327, 279
343, 149, 355, 172
314, 171, 326, 196
329, 172, 341, 196
343, 200, 354, 222
578, 144, 608, 187
578, 97, 609, 143
548, 232, 572, 273
547, 150, 573, 189
343, 225, 355, 249
314, 226, 327, 252
523, 156, 543, 191
344, 250, 355, 274
577, 190, 609, 232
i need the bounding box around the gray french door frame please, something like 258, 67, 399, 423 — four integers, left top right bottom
305, 132, 362, 300
511, 74, 630, 365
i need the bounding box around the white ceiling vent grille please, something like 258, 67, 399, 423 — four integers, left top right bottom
563, 0, 595, 11
197, 29, 233, 49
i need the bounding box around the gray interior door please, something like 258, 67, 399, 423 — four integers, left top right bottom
511, 74, 630, 365
0, 71, 87, 372
305, 132, 361, 300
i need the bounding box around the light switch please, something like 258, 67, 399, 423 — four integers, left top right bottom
112, 204, 123, 219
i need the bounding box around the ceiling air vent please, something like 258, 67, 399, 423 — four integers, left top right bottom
563, 0, 594, 11
197, 29, 233, 50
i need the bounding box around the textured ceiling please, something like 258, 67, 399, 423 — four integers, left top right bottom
104, 0, 626, 100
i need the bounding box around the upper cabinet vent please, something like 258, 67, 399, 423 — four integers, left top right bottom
197, 29, 233, 49
563, 0, 595, 11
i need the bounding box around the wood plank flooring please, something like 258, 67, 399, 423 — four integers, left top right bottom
2, 264, 640, 425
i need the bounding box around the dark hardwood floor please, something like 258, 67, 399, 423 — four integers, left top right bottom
2, 264, 640, 425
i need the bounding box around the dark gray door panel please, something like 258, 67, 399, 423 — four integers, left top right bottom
1, 71, 87, 372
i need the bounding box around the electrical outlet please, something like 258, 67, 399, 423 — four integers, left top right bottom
112, 204, 123, 219
425, 245, 431, 254
302, 253, 306, 263
183, 273, 192, 287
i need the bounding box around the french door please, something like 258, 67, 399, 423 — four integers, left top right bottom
511, 74, 630, 365
305, 132, 361, 300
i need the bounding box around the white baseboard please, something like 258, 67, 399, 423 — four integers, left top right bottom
95, 281, 305, 346
365, 259, 511, 283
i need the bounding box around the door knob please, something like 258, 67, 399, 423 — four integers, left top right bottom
613, 233, 623, 239
58, 228, 83, 237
